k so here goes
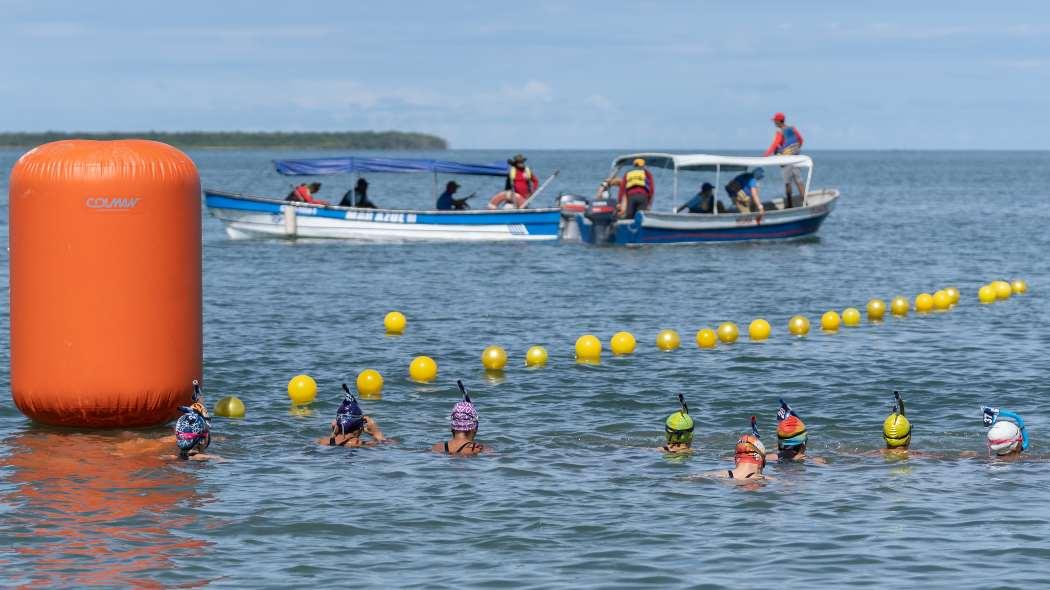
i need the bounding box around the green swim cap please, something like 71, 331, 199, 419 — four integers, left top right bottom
665, 411, 694, 444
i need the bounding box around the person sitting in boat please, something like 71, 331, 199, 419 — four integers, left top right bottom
618, 158, 654, 219
676, 182, 725, 214
436, 180, 471, 210
724, 168, 765, 214
489, 154, 537, 209
286, 182, 327, 205
764, 112, 806, 208
341, 178, 377, 208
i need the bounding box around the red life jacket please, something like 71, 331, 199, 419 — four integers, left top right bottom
508, 166, 535, 197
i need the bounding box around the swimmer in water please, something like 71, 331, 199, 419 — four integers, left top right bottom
983, 406, 1029, 460
705, 416, 768, 480
320, 384, 386, 447
431, 380, 488, 456
882, 391, 912, 455
768, 398, 825, 464
661, 394, 694, 454
174, 380, 218, 461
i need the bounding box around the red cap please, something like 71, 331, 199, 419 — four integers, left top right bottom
772, 112, 786, 122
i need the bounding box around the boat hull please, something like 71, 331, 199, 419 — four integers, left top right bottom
205, 190, 562, 242
575, 190, 838, 245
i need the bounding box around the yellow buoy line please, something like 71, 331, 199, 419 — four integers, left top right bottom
270, 279, 1029, 404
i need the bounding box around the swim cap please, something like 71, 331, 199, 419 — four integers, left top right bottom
451, 396, 479, 432
665, 411, 694, 444
987, 420, 1022, 455
175, 410, 210, 457
776, 399, 807, 449
735, 434, 766, 466
633, 158, 646, 167
335, 387, 365, 434
883, 414, 912, 448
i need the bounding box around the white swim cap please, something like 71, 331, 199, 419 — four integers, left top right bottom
987, 420, 1022, 455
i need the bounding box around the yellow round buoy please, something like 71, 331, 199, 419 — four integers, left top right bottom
525, 345, 548, 367
383, 311, 406, 334
932, 290, 951, 311
890, 296, 910, 316
867, 299, 886, 321
409, 355, 438, 382
717, 322, 739, 344
214, 395, 245, 418
610, 331, 636, 356
695, 328, 717, 349
978, 284, 997, 304
821, 310, 841, 331
842, 307, 861, 327
575, 334, 602, 363
656, 329, 681, 351
945, 287, 960, 305
993, 280, 1012, 300
748, 319, 771, 341
788, 315, 810, 336
481, 345, 508, 371
914, 293, 934, 313
1010, 279, 1027, 294
287, 374, 317, 405
356, 369, 384, 397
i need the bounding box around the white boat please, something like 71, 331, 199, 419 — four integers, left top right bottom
570, 153, 840, 245
205, 156, 561, 242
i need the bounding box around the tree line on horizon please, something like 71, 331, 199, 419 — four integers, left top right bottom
0, 131, 448, 150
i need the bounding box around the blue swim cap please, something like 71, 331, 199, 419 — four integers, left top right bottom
336, 390, 365, 434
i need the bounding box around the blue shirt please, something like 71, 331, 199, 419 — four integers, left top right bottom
436, 190, 456, 210
731, 173, 758, 194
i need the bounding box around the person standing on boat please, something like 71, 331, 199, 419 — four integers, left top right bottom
436, 180, 471, 210
725, 168, 765, 214
618, 158, 655, 219
507, 153, 538, 199
764, 112, 806, 207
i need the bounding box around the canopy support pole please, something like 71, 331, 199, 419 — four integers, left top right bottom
804, 165, 813, 206
714, 165, 721, 215
671, 162, 678, 213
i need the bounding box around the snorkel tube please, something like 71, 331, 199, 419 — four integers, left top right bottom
983, 406, 1029, 451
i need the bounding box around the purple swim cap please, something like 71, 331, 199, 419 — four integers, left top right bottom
450, 398, 479, 432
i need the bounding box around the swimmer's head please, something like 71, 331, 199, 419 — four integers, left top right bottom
987, 420, 1023, 455
735, 416, 766, 467
777, 398, 808, 452
335, 384, 365, 435
983, 406, 1028, 456
451, 380, 479, 433
883, 391, 911, 448
665, 394, 694, 445
175, 406, 210, 459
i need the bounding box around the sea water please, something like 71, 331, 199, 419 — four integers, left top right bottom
1, 149, 1048, 588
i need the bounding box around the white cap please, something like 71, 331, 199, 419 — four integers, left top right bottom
988, 420, 1022, 455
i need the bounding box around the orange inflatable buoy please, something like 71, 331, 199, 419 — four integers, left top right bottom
9, 140, 202, 427
487, 190, 527, 209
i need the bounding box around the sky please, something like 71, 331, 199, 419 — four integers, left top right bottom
1, 1, 1048, 149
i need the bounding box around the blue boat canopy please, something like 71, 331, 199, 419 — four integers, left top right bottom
274, 156, 507, 177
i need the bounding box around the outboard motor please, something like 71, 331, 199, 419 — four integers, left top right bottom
558, 193, 589, 241
585, 197, 617, 244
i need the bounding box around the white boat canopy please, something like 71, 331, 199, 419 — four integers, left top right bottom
610, 153, 812, 174
609, 152, 815, 211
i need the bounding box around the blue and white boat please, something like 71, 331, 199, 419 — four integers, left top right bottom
205, 157, 561, 242
573, 153, 839, 246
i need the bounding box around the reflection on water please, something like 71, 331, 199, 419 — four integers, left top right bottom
3, 429, 213, 588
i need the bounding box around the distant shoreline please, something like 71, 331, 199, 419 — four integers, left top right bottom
0, 131, 448, 150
